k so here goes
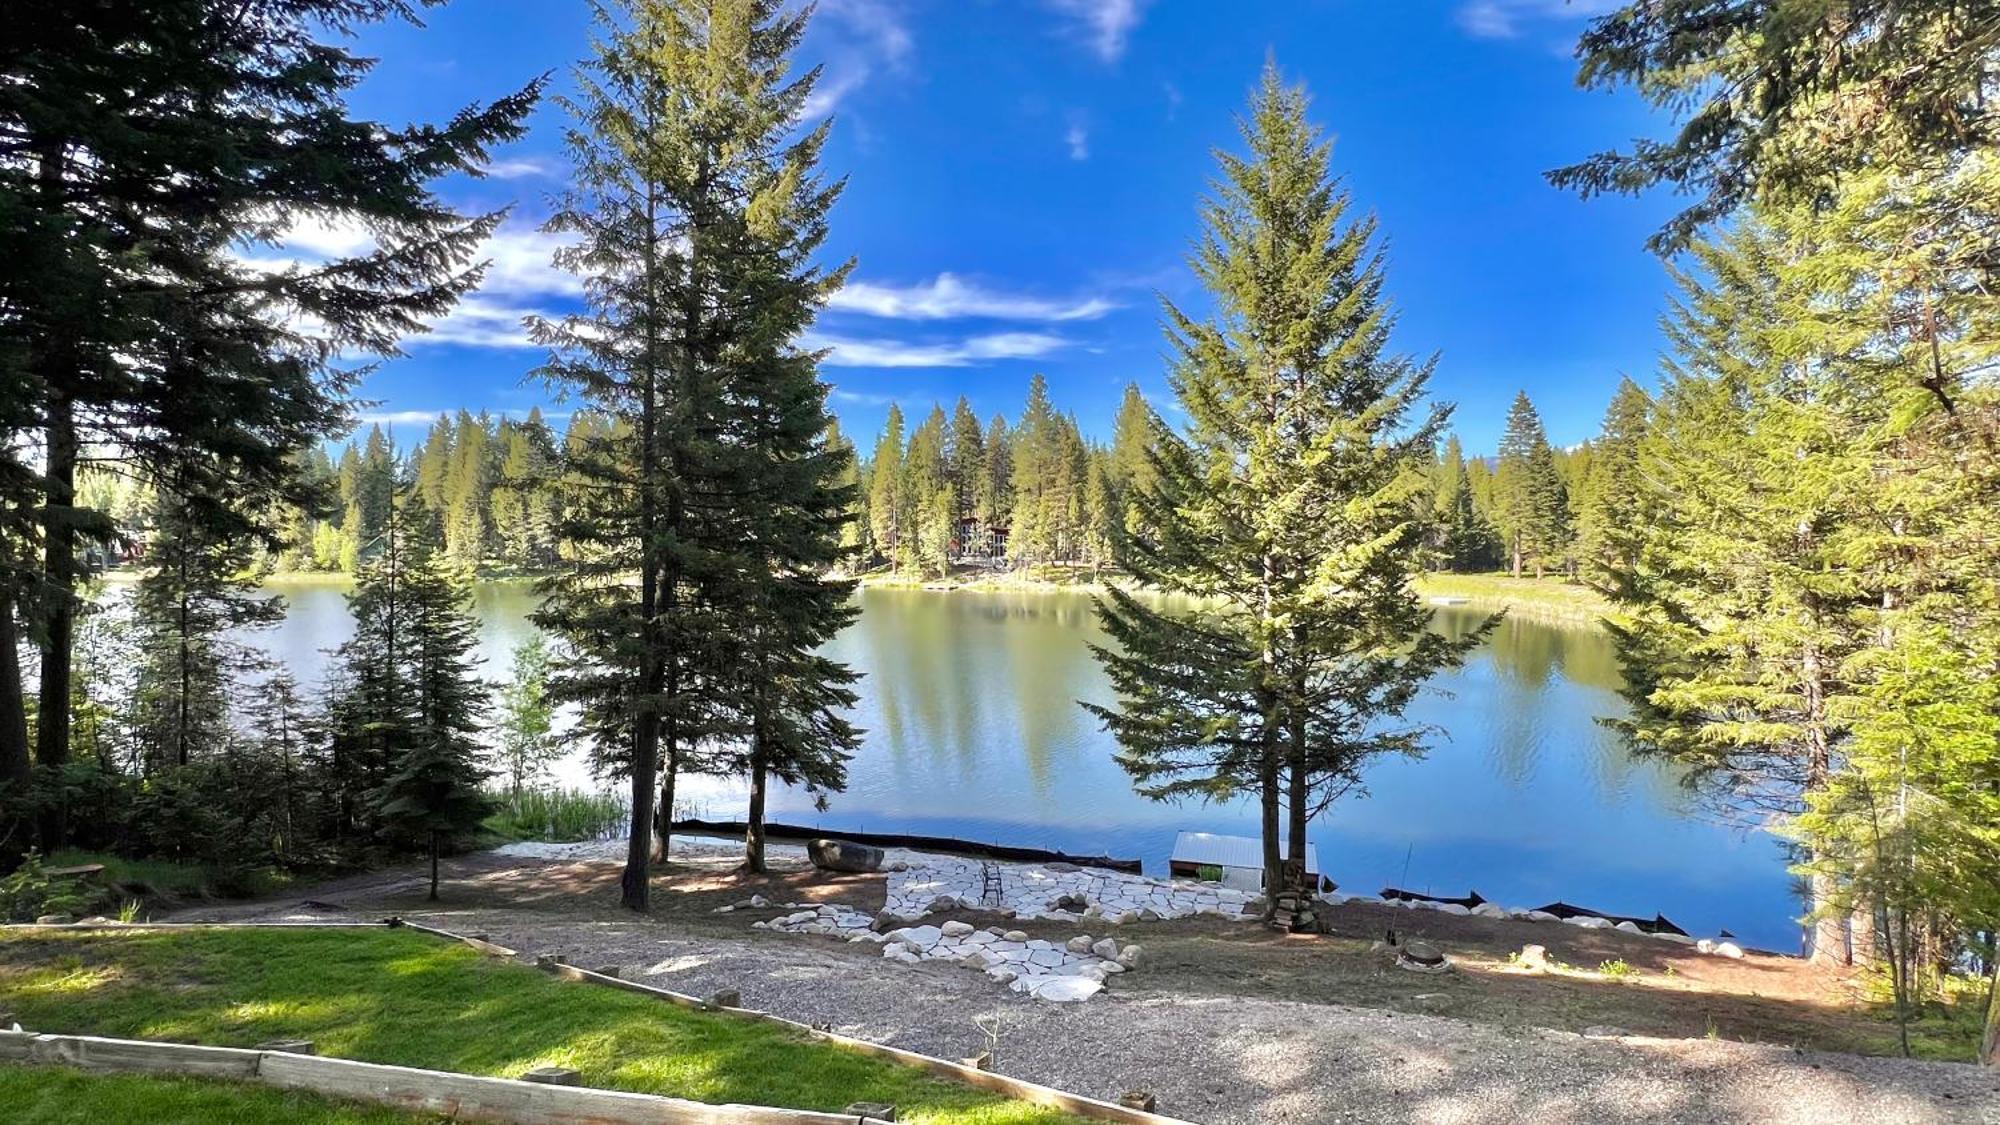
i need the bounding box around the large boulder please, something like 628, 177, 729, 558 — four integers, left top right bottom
808, 838, 886, 874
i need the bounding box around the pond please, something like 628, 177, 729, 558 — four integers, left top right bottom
254, 578, 1801, 951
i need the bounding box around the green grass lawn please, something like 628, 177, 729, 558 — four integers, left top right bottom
0, 928, 1081, 1124
1, 1065, 425, 1125
1413, 572, 1613, 626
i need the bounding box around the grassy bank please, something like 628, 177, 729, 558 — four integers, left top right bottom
1, 1066, 421, 1124
1413, 572, 1612, 626
0, 928, 1081, 1124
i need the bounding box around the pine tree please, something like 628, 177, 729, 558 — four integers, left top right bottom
125, 485, 284, 773
867, 406, 907, 566
0, 5, 535, 842
1088, 64, 1484, 905
901, 405, 949, 574
373, 537, 491, 901
1108, 383, 1159, 542
1495, 392, 1569, 578
976, 415, 1013, 559
1431, 435, 1495, 572
1554, 0, 2000, 255
946, 397, 986, 538
533, 0, 854, 909
1008, 375, 1066, 567
1574, 377, 1652, 590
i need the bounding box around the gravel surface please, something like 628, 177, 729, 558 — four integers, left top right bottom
170, 850, 2000, 1125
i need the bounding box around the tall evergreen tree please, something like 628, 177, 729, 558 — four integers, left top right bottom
533, 0, 852, 909
1494, 392, 1569, 578
1088, 65, 1483, 906
867, 406, 907, 566
1574, 377, 1652, 590
0, 4, 533, 844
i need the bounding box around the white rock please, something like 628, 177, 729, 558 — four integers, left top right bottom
1615, 920, 1644, 934
713, 904, 736, 914
1026, 976, 1103, 1002
1091, 938, 1120, 960
941, 920, 974, 938
900, 925, 943, 949
1712, 941, 1744, 959
1565, 915, 1612, 929
1067, 935, 1095, 953
1471, 903, 1508, 919
1003, 930, 1028, 942
1526, 910, 1560, 923
1438, 903, 1472, 917
1116, 943, 1143, 969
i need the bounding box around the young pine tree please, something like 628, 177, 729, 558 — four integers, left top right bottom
1089, 64, 1484, 904
126, 485, 284, 773
374, 534, 491, 902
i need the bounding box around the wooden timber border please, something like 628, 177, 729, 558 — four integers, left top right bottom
0, 920, 1191, 1125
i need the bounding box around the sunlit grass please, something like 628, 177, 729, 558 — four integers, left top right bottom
1, 1064, 421, 1124
0, 929, 1083, 1124
1414, 572, 1612, 625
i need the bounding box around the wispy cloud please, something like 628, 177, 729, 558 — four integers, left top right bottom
1455, 0, 1621, 40
808, 331, 1071, 367
805, 0, 914, 115
232, 216, 580, 351
486, 157, 557, 180
831, 273, 1114, 322
1044, 0, 1149, 62
1065, 119, 1090, 161
357, 407, 568, 427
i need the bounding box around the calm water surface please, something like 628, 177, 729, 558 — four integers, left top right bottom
257, 579, 1799, 950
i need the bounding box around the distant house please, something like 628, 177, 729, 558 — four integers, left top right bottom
1168, 831, 1324, 893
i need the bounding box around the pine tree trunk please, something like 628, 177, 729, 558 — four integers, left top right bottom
745, 752, 768, 875
428, 831, 440, 902
0, 592, 30, 793
1980, 955, 1999, 1066
1510, 532, 1522, 579
36, 390, 77, 850
1286, 690, 1308, 868
652, 741, 679, 868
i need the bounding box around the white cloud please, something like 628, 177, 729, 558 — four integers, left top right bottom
486, 157, 557, 180
1045, 0, 1148, 62
418, 294, 544, 349
808, 331, 1071, 367
1455, 0, 1622, 39
804, 0, 914, 115
830, 273, 1114, 322
1065, 120, 1090, 161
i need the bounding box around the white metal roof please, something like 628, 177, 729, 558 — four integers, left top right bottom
1171, 831, 1318, 873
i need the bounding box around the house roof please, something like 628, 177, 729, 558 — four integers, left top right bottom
1170, 831, 1318, 873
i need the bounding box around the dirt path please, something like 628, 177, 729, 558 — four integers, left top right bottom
167, 847, 2000, 1125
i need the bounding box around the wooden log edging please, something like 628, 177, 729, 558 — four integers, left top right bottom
4, 919, 1195, 1124
2, 1029, 858, 1124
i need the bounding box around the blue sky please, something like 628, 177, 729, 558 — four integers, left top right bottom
322, 0, 1676, 454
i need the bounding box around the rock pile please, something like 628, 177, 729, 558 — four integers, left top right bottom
1267, 888, 1319, 933
882, 856, 1258, 923
755, 907, 1142, 1002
